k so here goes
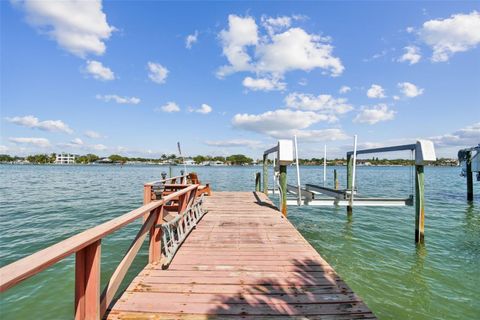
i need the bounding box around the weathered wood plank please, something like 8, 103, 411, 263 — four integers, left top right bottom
107, 192, 375, 319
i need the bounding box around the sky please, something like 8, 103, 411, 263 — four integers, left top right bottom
1, 1, 479, 159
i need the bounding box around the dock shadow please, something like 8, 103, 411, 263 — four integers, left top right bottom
204, 257, 376, 319
252, 191, 279, 211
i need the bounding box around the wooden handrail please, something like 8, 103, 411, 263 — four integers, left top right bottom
0, 184, 199, 293
144, 174, 187, 186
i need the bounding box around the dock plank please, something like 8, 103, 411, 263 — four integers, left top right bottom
106, 192, 375, 319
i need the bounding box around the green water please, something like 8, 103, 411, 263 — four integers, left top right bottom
0, 164, 479, 319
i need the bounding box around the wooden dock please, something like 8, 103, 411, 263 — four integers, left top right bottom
107, 192, 375, 319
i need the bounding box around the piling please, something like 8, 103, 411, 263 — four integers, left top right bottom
334, 169, 339, 190
263, 154, 268, 194
346, 155, 353, 215
415, 165, 425, 244
466, 151, 473, 201
279, 165, 287, 216
255, 172, 261, 192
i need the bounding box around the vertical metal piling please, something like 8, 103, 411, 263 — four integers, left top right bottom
263, 154, 268, 194
279, 165, 287, 217
415, 165, 425, 244
466, 151, 473, 202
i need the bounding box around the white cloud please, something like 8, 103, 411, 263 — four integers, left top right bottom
281, 128, 349, 142
242, 76, 286, 91
189, 104, 213, 114
232, 109, 331, 138
398, 82, 424, 98
285, 92, 353, 116
85, 60, 115, 80
398, 46, 421, 65
92, 143, 107, 151
84, 130, 102, 139
155, 102, 180, 113
406, 26, 415, 33
430, 122, 480, 147
96, 94, 140, 104
217, 15, 343, 79
218, 15, 258, 77
147, 62, 168, 84
419, 11, 480, 62
14, 0, 115, 58
185, 30, 198, 49
366, 84, 386, 98
205, 139, 262, 148
0, 145, 10, 153
6, 115, 73, 134
9, 137, 51, 148
354, 104, 396, 124
339, 86, 351, 94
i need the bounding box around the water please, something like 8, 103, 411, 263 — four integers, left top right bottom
0, 164, 479, 319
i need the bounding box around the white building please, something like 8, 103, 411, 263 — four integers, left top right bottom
55, 153, 76, 164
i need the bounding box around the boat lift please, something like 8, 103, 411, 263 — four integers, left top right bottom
259, 137, 437, 243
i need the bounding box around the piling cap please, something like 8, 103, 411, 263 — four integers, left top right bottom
415, 140, 436, 165
278, 139, 294, 166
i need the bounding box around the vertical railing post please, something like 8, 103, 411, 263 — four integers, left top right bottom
346, 155, 353, 215
279, 165, 287, 217
255, 172, 261, 192
466, 151, 473, 202
415, 165, 425, 244
149, 206, 164, 264
143, 184, 153, 205
263, 154, 268, 194
75, 240, 101, 320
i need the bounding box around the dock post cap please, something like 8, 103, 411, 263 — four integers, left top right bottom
277, 139, 294, 166
415, 140, 436, 165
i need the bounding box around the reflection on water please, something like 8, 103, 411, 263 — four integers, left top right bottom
0, 164, 479, 319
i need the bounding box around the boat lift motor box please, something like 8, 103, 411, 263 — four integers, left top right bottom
277, 139, 294, 166
415, 140, 436, 165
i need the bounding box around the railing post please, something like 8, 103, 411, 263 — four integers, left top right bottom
279, 165, 287, 217
466, 151, 473, 202
415, 165, 425, 244
255, 172, 261, 192
263, 154, 268, 194
143, 184, 153, 205
75, 240, 101, 320
149, 206, 164, 264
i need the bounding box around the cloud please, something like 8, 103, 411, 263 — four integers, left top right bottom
185, 30, 198, 49
419, 11, 480, 62
147, 62, 168, 84
284, 92, 353, 116
282, 128, 349, 142
242, 76, 286, 91
232, 109, 331, 137
9, 137, 51, 148
6, 115, 73, 133
84, 130, 102, 138
398, 46, 421, 64
96, 94, 140, 104
85, 60, 115, 80
398, 82, 424, 98
354, 104, 396, 124
189, 104, 213, 114
0, 145, 9, 153
205, 139, 262, 148
339, 86, 351, 94
218, 15, 258, 76
92, 144, 107, 151
217, 14, 343, 79
430, 122, 480, 147
155, 102, 180, 113
14, 0, 115, 58
366, 84, 386, 98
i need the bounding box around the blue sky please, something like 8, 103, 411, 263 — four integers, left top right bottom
1, 1, 479, 159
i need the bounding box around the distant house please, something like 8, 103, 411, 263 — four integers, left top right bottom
184, 159, 196, 166
55, 153, 76, 164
